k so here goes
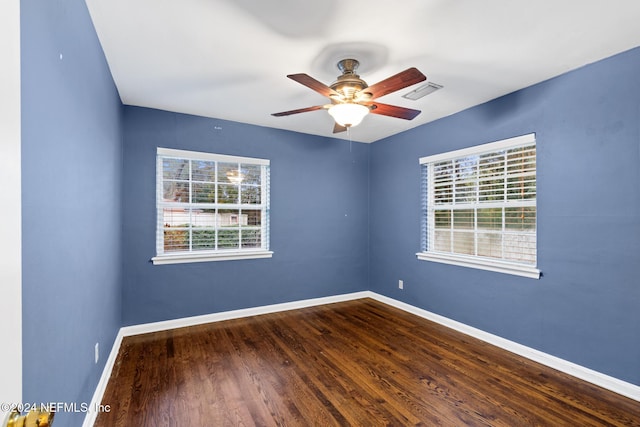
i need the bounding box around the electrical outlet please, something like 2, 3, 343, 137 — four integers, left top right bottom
95, 342, 99, 364
399, 280, 404, 290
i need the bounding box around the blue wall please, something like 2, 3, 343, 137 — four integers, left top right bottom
21, 0, 123, 425
121, 107, 369, 325
18, 2, 639, 419
370, 47, 640, 385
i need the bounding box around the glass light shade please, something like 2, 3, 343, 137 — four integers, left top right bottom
328, 103, 369, 127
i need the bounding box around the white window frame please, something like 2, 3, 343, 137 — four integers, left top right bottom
417, 134, 540, 279
152, 148, 272, 265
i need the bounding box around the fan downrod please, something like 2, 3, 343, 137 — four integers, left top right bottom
337, 58, 360, 75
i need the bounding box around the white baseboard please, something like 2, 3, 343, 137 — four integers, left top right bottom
82, 329, 124, 427
83, 291, 640, 425
368, 292, 640, 403
120, 291, 371, 336
82, 291, 369, 426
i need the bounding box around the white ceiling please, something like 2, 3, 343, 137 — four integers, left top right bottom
86, 0, 640, 143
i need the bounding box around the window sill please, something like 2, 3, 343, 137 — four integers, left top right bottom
152, 250, 273, 265
416, 251, 540, 279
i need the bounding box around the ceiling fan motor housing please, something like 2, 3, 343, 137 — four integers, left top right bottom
330, 59, 370, 102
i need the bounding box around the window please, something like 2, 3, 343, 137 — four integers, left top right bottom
152, 148, 272, 265
417, 134, 540, 279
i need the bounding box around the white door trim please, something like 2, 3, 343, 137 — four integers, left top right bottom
0, 0, 23, 421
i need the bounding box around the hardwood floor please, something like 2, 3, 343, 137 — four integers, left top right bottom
94, 299, 640, 426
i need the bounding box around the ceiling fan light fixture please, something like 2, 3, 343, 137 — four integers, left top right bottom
328, 103, 369, 127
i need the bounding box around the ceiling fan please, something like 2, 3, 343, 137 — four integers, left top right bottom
272, 59, 427, 133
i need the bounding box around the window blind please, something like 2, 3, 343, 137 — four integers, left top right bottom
420, 134, 536, 267
155, 148, 270, 258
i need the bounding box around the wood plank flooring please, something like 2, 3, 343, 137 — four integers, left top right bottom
94, 299, 640, 426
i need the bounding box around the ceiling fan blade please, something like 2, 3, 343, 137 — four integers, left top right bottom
271, 105, 325, 117
363, 68, 426, 100
368, 102, 422, 120
287, 73, 341, 98
333, 122, 348, 133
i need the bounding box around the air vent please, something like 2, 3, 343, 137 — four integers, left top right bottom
402, 82, 443, 100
